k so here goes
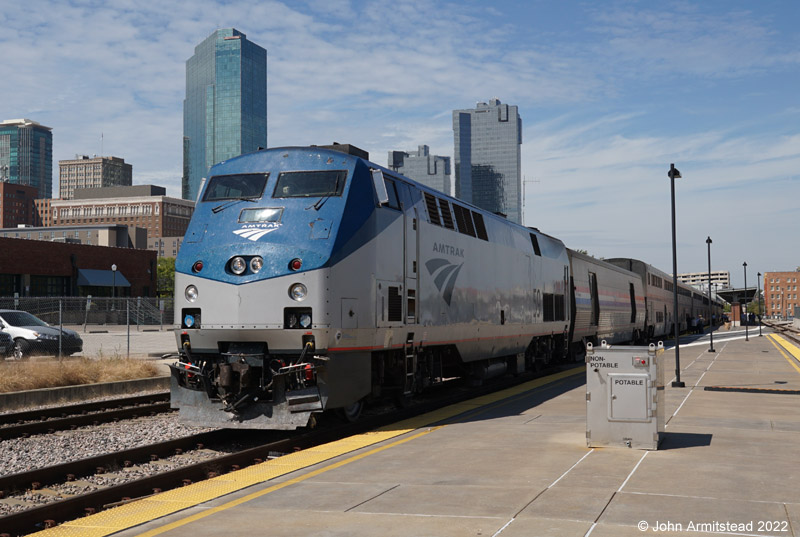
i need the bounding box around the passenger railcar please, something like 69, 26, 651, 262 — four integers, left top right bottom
567, 250, 645, 355
171, 146, 571, 429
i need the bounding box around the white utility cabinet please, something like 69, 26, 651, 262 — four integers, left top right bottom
586, 341, 664, 450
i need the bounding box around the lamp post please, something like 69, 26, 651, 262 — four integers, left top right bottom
757, 272, 763, 336
668, 164, 685, 387
111, 264, 117, 309
743, 262, 749, 342
706, 237, 715, 352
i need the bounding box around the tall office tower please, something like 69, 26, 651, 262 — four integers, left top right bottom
388, 145, 451, 195
0, 119, 53, 199
59, 155, 132, 200
452, 99, 522, 224
183, 28, 267, 201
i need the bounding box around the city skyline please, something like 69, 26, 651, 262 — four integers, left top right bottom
1, 1, 798, 286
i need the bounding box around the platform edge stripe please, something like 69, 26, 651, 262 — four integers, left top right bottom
766, 334, 800, 376
769, 334, 800, 361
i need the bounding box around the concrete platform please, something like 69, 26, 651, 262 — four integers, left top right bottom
36, 328, 800, 537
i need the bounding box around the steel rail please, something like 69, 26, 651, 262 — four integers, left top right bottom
0, 392, 170, 426
0, 403, 173, 441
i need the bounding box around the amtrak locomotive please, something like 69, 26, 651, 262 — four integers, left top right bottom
170, 145, 722, 429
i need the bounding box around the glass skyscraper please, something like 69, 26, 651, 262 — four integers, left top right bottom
0, 119, 53, 199
452, 99, 522, 224
183, 28, 267, 201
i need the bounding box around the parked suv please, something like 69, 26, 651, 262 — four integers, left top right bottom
0, 310, 83, 360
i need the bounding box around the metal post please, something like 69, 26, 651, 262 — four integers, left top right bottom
757, 272, 763, 336
111, 264, 117, 311
706, 237, 715, 352
669, 164, 684, 387
743, 262, 749, 342
126, 298, 130, 359
59, 298, 63, 359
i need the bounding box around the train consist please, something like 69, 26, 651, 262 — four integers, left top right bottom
170, 145, 723, 429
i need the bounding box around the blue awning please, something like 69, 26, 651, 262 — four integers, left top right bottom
77, 269, 131, 287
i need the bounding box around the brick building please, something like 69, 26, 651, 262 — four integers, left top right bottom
0, 182, 38, 228
49, 185, 194, 240
0, 237, 156, 297
764, 271, 799, 320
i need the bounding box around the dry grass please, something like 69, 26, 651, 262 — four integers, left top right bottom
0, 358, 162, 393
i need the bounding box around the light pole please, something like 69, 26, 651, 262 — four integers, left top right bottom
111, 264, 117, 309
706, 237, 715, 352
743, 262, 749, 342
757, 272, 763, 336
668, 164, 685, 387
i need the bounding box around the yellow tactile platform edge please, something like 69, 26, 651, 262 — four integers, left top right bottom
768, 333, 800, 374
30, 366, 582, 537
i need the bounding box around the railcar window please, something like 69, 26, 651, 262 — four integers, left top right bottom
273, 170, 347, 198
438, 198, 455, 230
472, 211, 488, 240
203, 173, 268, 202
424, 193, 441, 226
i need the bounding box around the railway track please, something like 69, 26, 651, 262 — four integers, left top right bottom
0, 365, 582, 536
0, 392, 172, 441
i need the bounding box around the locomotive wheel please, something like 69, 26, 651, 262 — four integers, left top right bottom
336, 400, 364, 423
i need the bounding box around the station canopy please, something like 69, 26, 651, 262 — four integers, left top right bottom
77, 268, 131, 288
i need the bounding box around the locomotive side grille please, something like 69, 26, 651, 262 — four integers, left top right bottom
438, 198, 455, 230
424, 193, 441, 226
388, 286, 402, 322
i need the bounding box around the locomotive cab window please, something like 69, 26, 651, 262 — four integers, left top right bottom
383, 177, 401, 210
203, 173, 269, 202
273, 170, 347, 198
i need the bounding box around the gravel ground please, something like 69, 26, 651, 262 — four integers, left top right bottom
0, 414, 211, 477
0, 413, 218, 516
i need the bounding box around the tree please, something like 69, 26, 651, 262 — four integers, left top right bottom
157, 257, 175, 298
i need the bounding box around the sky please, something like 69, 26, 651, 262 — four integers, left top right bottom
2, 0, 798, 287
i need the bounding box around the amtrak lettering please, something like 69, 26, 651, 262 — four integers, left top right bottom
432, 243, 464, 258
233, 223, 280, 241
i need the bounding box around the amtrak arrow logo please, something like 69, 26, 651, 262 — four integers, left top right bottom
233, 227, 279, 241
426, 258, 463, 306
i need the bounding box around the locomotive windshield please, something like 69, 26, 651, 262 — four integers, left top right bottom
203, 173, 269, 202
272, 170, 347, 198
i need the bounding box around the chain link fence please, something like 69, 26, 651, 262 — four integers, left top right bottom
0, 297, 177, 360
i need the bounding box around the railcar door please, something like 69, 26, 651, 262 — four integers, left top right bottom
397, 183, 418, 325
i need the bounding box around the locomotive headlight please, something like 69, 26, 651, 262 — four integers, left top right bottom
230, 256, 246, 275
185, 285, 198, 302
299, 313, 312, 328
289, 283, 307, 301
249, 256, 264, 273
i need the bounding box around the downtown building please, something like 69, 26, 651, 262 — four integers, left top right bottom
764, 271, 799, 320
183, 28, 267, 201
677, 270, 731, 291
59, 155, 132, 200
47, 185, 194, 258
388, 145, 451, 195
0, 119, 53, 199
452, 99, 522, 224
0, 182, 38, 228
